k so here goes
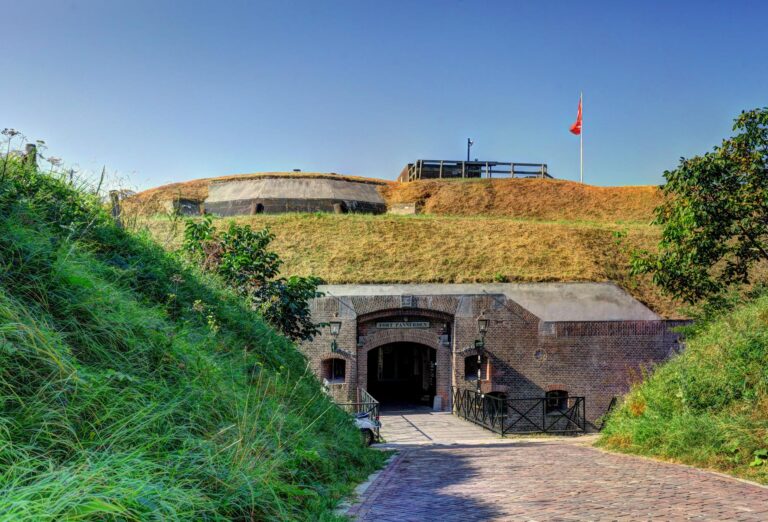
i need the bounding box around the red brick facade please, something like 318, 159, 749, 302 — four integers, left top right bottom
302, 290, 683, 425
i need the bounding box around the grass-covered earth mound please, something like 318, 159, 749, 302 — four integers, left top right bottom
600, 295, 768, 484
382, 177, 662, 222
129, 175, 662, 224
128, 176, 683, 317
0, 160, 383, 520
142, 213, 682, 318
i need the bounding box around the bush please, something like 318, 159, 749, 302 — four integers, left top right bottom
182, 217, 323, 341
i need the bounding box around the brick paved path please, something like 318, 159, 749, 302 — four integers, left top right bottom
377, 408, 500, 445
347, 440, 768, 521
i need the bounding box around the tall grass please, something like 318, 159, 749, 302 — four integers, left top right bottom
0, 158, 384, 520
600, 294, 768, 484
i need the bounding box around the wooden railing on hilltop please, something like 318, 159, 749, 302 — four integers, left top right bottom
398, 160, 551, 182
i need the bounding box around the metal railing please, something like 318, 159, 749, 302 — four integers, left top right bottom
398, 160, 551, 182
452, 387, 586, 436
597, 396, 618, 431
336, 387, 380, 436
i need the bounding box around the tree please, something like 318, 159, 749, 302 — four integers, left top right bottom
183, 217, 323, 341
632, 108, 768, 303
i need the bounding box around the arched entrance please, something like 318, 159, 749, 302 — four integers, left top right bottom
356, 312, 452, 411
367, 342, 436, 407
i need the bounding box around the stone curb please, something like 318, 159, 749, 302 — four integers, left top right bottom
335, 452, 400, 519
592, 443, 768, 490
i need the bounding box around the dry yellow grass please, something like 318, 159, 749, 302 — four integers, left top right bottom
130, 175, 679, 315
142, 213, 684, 318
127, 175, 661, 224
381, 178, 663, 223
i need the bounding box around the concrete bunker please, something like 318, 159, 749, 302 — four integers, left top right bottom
204, 175, 387, 216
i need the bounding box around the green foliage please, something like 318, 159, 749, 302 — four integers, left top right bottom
0, 156, 383, 520
632, 108, 768, 303
182, 218, 322, 341
182, 213, 215, 250
256, 275, 325, 342
600, 292, 768, 484
751, 449, 768, 467
218, 223, 282, 290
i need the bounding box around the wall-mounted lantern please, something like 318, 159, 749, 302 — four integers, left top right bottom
475, 316, 489, 394
477, 318, 489, 339
329, 321, 342, 337
329, 321, 341, 352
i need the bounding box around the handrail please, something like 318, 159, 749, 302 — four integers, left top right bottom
597, 396, 618, 431
451, 387, 586, 436
335, 387, 381, 439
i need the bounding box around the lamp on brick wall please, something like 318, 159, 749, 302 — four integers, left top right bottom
475, 317, 489, 394
329, 321, 341, 352
477, 318, 489, 338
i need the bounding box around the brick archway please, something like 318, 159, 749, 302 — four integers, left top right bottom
360, 329, 443, 354
358, 328, 451, 410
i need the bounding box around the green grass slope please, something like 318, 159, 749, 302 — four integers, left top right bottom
0, 160, 383, 520
600, 295, 768, 484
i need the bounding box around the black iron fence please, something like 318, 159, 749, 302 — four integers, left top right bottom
597, 396, 618, 431
336, 388, 380, 436
452, 387, 586, 436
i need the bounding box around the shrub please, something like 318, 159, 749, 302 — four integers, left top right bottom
183, 217, 323, 341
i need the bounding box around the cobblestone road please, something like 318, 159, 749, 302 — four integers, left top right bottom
347, 412, 768, 521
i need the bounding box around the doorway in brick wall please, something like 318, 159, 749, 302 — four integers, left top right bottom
367, 342, 436, 408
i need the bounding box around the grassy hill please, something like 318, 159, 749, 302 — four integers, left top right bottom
142, 212, 682, 318
382, 178, 662, 222
600, 295, 768, 484
129, 174, 662, 223
0, 160, 383, 520
128, 175, 682, 317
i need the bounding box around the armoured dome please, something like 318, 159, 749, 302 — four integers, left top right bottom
204, 174, 387, 216
125, 172, 389, 216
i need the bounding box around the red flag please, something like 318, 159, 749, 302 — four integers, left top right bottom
569, 96, 582, 135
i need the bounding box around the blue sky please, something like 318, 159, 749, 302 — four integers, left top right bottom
2, 0, 767, 189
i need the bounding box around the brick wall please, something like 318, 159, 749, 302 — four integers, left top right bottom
300, 292, 682, 425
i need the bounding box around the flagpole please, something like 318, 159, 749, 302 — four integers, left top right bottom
580, 91, 583, 184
